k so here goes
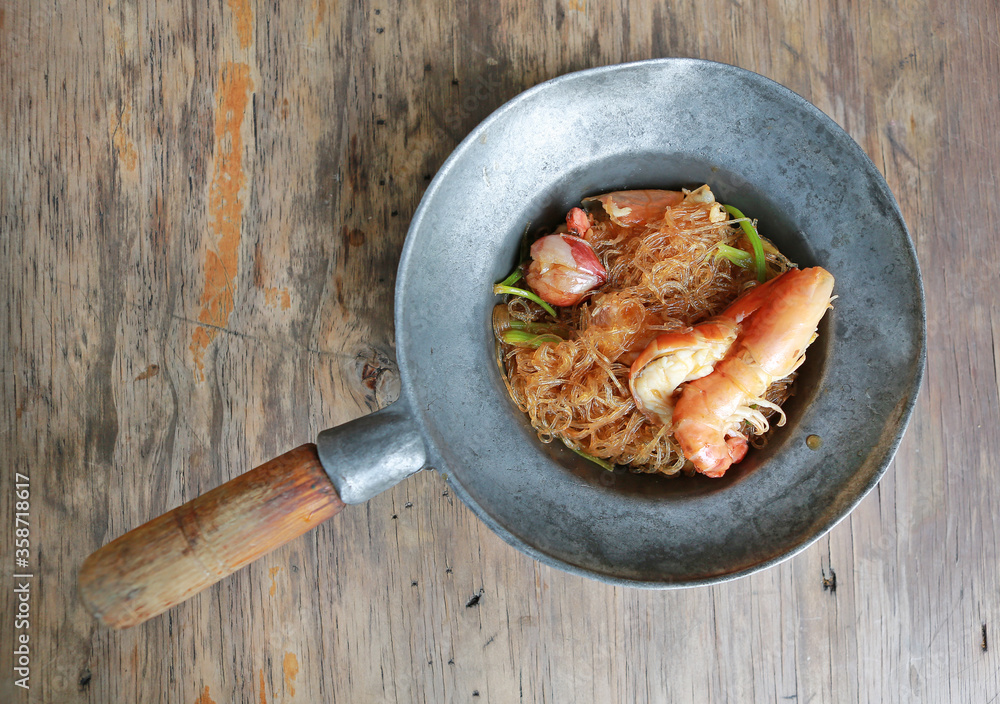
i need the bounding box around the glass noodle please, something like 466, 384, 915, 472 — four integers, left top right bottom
494, 190, 795, 475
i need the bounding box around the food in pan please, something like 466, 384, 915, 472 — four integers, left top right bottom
493, 186, 834, 477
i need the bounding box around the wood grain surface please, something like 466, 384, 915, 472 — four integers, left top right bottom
2, 0, 998, 702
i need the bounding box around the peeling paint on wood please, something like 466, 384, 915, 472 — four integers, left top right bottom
283, 652, 299, 697
189, 61, 253, 380
193, 686, 216, 704
225, 0, 254, 49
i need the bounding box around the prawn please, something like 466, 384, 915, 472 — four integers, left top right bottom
584, 189, 685, 227
629, 273, 787, 425
671, 267, 835, 477
583, 186, 727, 228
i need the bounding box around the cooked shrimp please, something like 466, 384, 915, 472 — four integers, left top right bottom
629, 320, 739, 426
671, 267, 835, 477
583, 189, 685, 227
584, 186, 729, 228
629, 273, 785, 425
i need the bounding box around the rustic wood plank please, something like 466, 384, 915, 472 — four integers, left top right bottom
2, 0, 1000, 702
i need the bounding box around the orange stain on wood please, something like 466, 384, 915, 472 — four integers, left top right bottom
108, 103, 138, 171
264, 287, 291, 310
226, 0, 254, 48
259, 668, 267, 704
283, 652, 299, 697
190, 62, 253, 380
309, 0, 326, 41
268, 566, 283, 596
194, 685, 217, 704
115, 26, 126, 57
134, 363, 160, 381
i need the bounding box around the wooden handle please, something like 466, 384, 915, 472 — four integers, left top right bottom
78, 444, 344, 629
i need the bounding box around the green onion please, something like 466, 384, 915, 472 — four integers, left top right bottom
499, 268, 523, 286
493, 284, 558, 317
723, 204, 766, 283
563, 441, 615, 471
505, 319, 570, 336
715, 243, 753, 268
500, 330, 564, 348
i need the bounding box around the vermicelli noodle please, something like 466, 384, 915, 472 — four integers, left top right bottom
494, 188, 795, 475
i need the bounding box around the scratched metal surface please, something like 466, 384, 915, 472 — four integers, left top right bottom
2, 0, 998, 702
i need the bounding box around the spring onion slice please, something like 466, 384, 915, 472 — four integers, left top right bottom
499, 268, 523, 286
506, 319, 570, 336
493, 284, 557, 317
500, 330, 564, 348
563, 441, 615, 471
715, 243, 753, 268
723, 204, 766, 282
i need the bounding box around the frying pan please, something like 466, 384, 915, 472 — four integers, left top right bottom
79, 59, 925, 628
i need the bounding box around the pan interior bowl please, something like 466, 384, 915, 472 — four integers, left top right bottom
395, 59, 924, 586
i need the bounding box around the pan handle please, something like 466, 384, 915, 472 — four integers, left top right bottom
316, 402, 427, 504
79, 402, 427, 628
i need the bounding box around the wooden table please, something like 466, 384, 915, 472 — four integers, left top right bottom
3, 1, 998, 701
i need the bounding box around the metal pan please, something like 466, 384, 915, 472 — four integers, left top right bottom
80, 59, 925, 627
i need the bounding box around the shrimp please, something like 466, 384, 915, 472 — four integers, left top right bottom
583, 186, 728, 228
671, 267, 835, 477
583, 189, 685, 227
629, 273, 786, 425
629, 320, 739, 426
